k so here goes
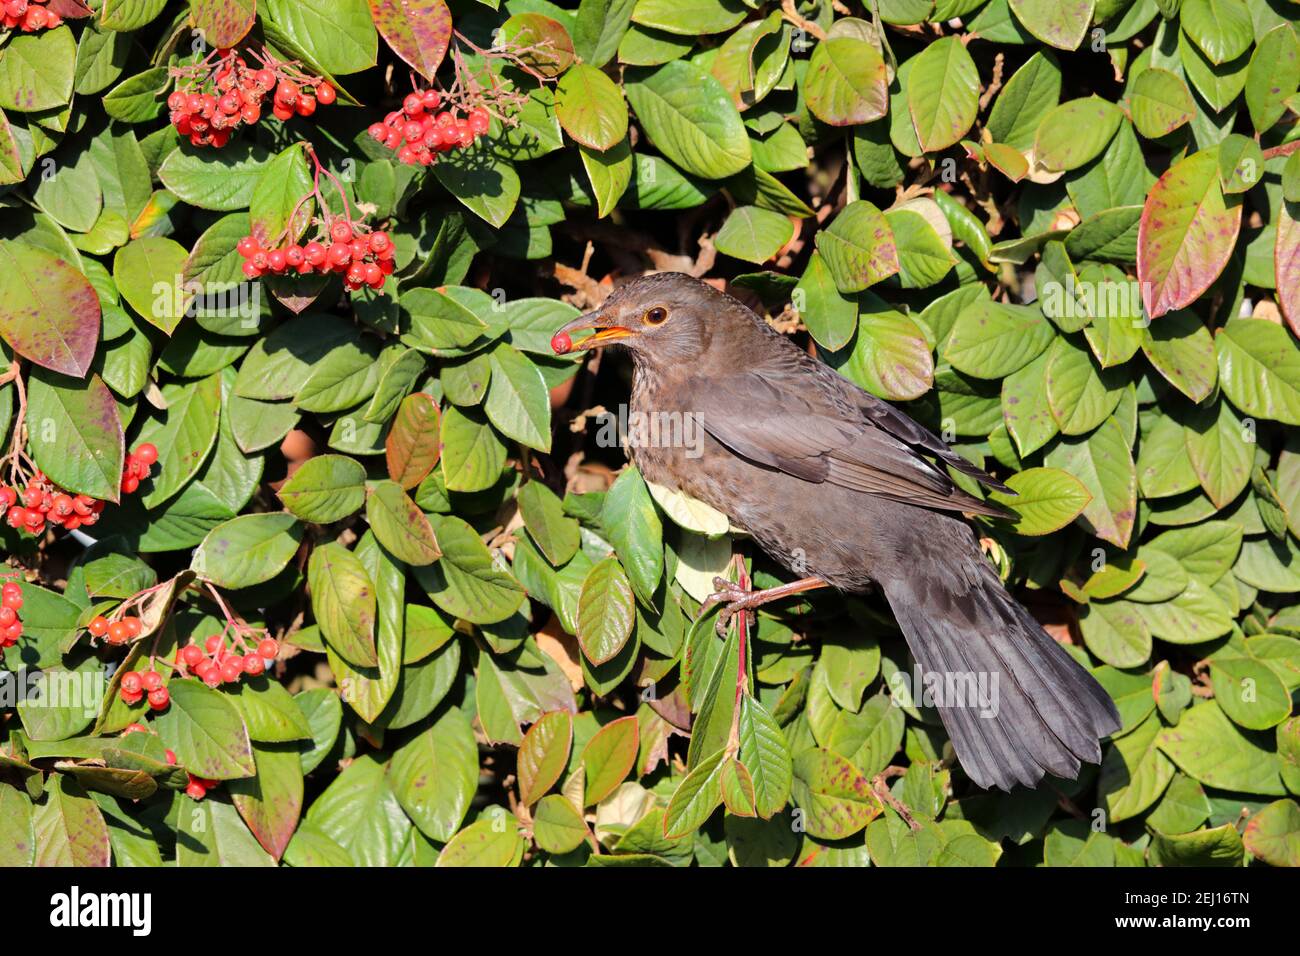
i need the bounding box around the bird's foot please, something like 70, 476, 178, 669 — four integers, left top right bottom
698, 575, 830, 637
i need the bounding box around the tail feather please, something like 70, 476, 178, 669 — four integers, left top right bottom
882, 556, 1120, 791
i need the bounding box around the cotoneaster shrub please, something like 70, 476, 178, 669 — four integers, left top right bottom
0, 0, 1298, 868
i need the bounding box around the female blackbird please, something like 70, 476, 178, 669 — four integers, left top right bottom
553, 272, 1120, 791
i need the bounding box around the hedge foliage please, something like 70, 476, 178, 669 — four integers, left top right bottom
0, 0, 1299, 868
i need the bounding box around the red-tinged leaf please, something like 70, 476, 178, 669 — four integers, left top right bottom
189, 0, 257, 48
386, 392, 441, 489
516, 710, 573, 806
1137, 149, 1242, 320
0, 109, 23, 185
229, 745, 303, 862
367, 0, 452, 80
1277, 200, 1300, 338
46, 0, 93, 17
581, 715, 639, 805
0, 240, 100, 378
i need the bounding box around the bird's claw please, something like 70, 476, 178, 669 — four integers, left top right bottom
699, 576, 755, 637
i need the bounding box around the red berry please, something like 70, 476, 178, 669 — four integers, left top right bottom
88, 615, 109, 637
316, 82, 336, 105
303, 241, 327, 266
0, 607, 14, 627
123, 617, 141, 638
243, 654, 265, 677
6, 507, 26, 529
272, 103, 294, 121
121, 475, 139, 494
185, 780, 207, 800
142, 670, 163, 692
285, 244, 305, 269
330, 221, 353, 243
421, 89, 441, 110
296, 96, 316, 117
276, 81, 298, 105
204, 633, 223, 654
181, 644, 205, 667
236, 237, 259, 258
147, 687, 170, 710
122, 723, 147, 736
469, 108, 490, 134
220, 659, 243, 683
551, 331, 572, 354
255, 69, 275, 90
1, 582, 21, 605
364, 262, 383, 287
369, 231, 391, 254
327, 243, 351, 266
120, 671, 143, 695
167, 91, 187, 111
403, 92, 424, 116
135, 443, 158, 466
257, 638, 279, 659
107, 621, 130, 644
0, 488, 14, 508
267, 248, 287, 272
73, 494, 94, 516
243, 261, 262, 279
241, 103, 261, 124
368, 122, 387, 141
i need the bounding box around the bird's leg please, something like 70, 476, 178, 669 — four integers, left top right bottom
699, 575, 830, 637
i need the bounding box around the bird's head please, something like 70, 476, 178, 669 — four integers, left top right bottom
550, 272, 728, 367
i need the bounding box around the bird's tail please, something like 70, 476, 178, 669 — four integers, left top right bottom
880, 546, 1120, 791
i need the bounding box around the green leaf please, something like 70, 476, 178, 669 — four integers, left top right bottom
390, 707, 477, 841
1043, 418, 1137, 548
26, 368, 123, 501
431, 140, 521, 228
624, 61, 751, 179
1179, 0, 1253, 66
1099, 712, 1174, 821
1007, 0, 1095, 50
577, 557, 636, 665
249, 144, 313, 247
436, 816, 522, 867
0, 239, 101, 377
714, 205, 794, 264
308, 541, 377, 668
737, 696, 792, 819
154, 679, 255, 780
518, 481, 580, 566
1245, 25, 1299, 134
1138, 149, 1242, 320
804, 36, 888, 127
414, 513, 525, 624
1157, 701, 1285, 796
943, 300, 1054, 378
228, 744, 303, 861
630, 0, 745, 35
580, 136, 633, 218
907, 37, 979, 152
1141, 308, 1218, 403
556, 64, 628, 151
814, 200, 899, 292
1242, 799, 1300, 867
601, 467, 663, 605
366, 479, 441, 565
1184, 400, 1251, 509
485, 343, 551, 451
1215, 318, 1300, 426
989, 467, 1092, 535
533, 793, 588, 853
113, 236, 190, 334
1129, 68, 1194, 138
277, 454, 367, 522
31, 776, 110, 867
0, 27, 76, 113
1044, 335, 1126, 435
262, 0, 378, 75
790, 747, 881, 840
517, 710, 573, 805
440, 404, 507, 493
192, 512, 304, 589
663, 748, 726, 837
158, 141, 271, 210
987, 51, 1061, 151
582, 715, 639, 804
1034, 96, 1122, 172
794, 250, 857, 351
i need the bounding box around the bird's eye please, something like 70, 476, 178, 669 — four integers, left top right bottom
644, 307, 668, 325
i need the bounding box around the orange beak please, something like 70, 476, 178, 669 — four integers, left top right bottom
551, 311, 636, 354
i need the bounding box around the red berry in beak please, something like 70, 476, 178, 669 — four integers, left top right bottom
551, 331, 572, 355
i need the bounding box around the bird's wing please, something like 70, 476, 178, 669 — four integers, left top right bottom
680, 364, 1010, 517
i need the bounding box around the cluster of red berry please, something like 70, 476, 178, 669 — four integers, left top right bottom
120, 443, 158, 494
1, 0, 62, 32
175, 635, 279, 689
237, 220, 394, 292
367, 90, 490, 166
167, 50, 335, 149
1, 582, 23, 649
118, 668, 169, 711
88, 614, 144, 646
2, 444, 156, 537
